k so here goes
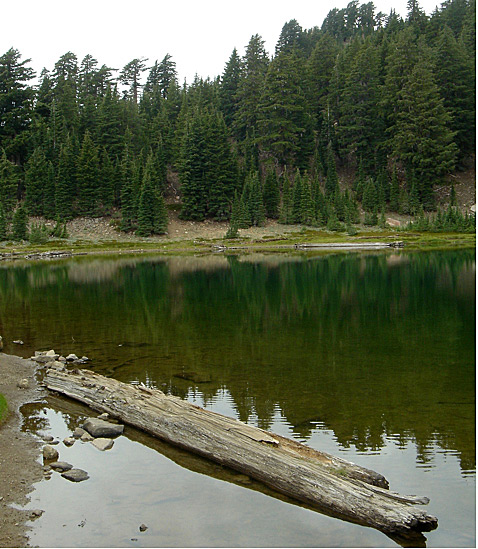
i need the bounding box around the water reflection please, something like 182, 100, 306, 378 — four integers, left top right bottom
1, 250, 475, 476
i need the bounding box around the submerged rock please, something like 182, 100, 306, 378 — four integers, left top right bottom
82, 417, 124, 438
61, 468, 89, 482
139, 524, 148, 532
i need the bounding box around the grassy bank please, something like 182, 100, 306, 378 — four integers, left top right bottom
0, 226, 475, 259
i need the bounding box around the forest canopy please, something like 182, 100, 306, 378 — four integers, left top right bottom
0, 0, 475, 236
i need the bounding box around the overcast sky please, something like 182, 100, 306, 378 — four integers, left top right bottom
3, 0, 441, 84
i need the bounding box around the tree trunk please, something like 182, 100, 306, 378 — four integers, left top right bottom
44, 366, 438, 536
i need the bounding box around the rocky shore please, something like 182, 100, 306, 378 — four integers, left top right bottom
0, 352, 45, 547
0, 349, 130, 547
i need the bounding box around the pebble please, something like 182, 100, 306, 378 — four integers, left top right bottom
13, 340, 24, 345
63, 437, 76, 447
139, 524, 148, 532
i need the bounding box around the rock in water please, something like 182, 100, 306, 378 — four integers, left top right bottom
42, 445, 59, 461
91, 438, 114, 451
73, 427, 86, 439
61, 469, 89, 482
82, 417, 124, 438
50, 461, 73, 472
63, 437, 76, 447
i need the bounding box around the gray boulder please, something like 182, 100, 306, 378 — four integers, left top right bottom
61, 468, 89, 482
82, 417, 124, 438
50, 461, 73, 472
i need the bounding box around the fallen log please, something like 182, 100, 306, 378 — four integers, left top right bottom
294, 241, 404, 250
44, 366, 437, 536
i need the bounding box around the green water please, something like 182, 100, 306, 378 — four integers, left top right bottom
0, 250, 475, 547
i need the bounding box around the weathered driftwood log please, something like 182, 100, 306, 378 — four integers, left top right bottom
44, 367, 437, 536
294, 241, 404, 249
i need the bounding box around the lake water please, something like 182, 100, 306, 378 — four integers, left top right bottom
0, 250, 475, 547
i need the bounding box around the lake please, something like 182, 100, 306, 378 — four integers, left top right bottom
0, 249, 475, 547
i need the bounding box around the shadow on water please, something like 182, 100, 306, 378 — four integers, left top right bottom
22, 393, 430, 548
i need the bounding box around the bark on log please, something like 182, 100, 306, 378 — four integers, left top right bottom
44, 367, 437, 536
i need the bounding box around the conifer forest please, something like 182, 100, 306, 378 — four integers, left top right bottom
0, 0, 475, 239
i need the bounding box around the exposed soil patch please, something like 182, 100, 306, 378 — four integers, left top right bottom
0, 353, 45, 548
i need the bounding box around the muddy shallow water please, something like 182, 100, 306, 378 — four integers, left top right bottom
0, 250, 474, 547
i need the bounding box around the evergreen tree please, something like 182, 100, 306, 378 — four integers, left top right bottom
325, 144, 339, 198
263, 169, 280, 218
55, 136, 76, 220
279, 174, 294, 224
389, 54, 457, 208
77, 131, 99, 216
234, 34, 269, 141
257, 49, 313, 168
0, 203, 7, 240
0, 148, 18, 215
219, 48, 242, 129
0, 48, 35, 163
12, 204, 28, 240
362, 178, 378, 212
25, 147, 48, 215
119, 58, 148, 103
43, 161, 57, 219
300, 177, 315, 225
389, 167, 400, 212
225, 191, 241, 238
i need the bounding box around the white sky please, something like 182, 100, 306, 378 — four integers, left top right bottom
3, 0, 441, 84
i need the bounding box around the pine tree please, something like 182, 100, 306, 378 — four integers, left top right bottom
279, 174, 293, 224
0, 49, 35, 164
390, 54, 457, 208
179, 109, 209, 220
25, 148, 48, 216
0, 148, 18, 215
292, 170, 303, 223
300, 177, 315, 225
225, 192, 241, 238
0, 203, 7, 240
234, 34, 269, 141
325, 144, 339, 198
55, 136, 76, 220
12, 204, 28, 240
77, 131, 100, 216
362, 178, 378, 212
450, 183, 457, 206
263, 169, 280, 218
389, 167, 400, 212
219, 48, 242, 130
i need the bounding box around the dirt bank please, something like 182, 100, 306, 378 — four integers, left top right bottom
0, 353, 45, 548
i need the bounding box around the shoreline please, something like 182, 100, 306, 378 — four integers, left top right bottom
0, 353, 45, 548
